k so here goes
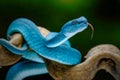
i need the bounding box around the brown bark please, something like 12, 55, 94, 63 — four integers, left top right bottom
0, 26, 120, 80
44, 45, 120, 80
0, 27, 50, 66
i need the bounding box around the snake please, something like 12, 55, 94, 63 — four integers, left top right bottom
0, 16, 93, 80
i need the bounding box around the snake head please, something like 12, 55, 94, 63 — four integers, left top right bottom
46, 16, 94, 47
61, 16, 88, 37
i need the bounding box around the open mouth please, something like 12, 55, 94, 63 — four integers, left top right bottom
92, 69, 116, 80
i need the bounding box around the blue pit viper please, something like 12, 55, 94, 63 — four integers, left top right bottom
0, 16, 94, 80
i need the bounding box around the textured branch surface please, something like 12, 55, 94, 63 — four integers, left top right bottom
45, 44, 120, 80
0, 27, 120, 80
0, 34, 22, 66
0, 27, 50, 66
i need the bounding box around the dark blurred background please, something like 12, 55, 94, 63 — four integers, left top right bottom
0, 0, 120, 80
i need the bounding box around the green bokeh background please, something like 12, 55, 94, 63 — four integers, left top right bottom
0, 0, 120, 80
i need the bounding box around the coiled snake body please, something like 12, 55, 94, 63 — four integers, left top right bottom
0, 16, 90, 80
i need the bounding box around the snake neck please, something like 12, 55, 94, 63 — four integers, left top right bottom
45, 32, 68, 48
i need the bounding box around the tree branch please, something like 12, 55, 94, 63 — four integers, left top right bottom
0, 27, 50, 66
45, 44, 120, 80
0, 26, 120, 80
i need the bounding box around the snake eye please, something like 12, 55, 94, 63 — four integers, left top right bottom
71, 20, 79, 25
71, 20, 84, 25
